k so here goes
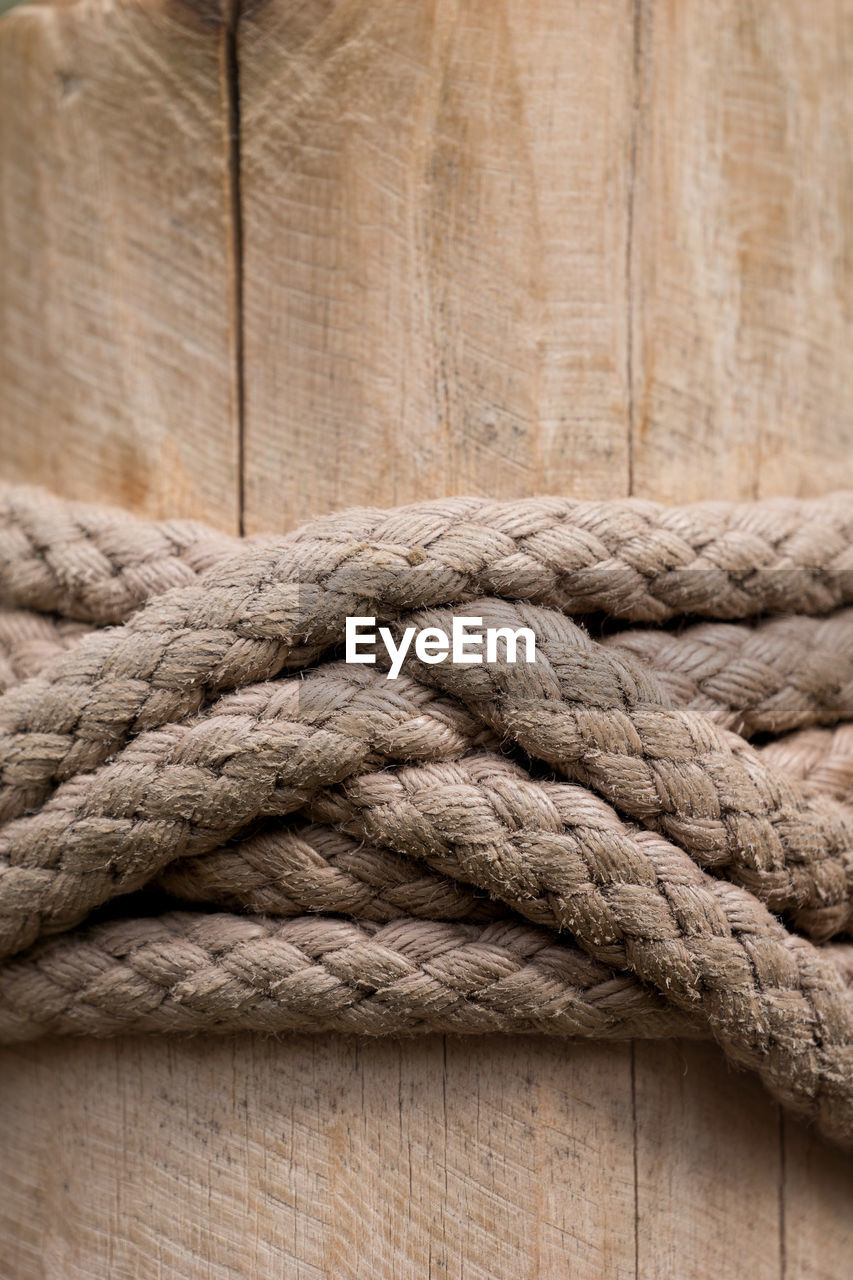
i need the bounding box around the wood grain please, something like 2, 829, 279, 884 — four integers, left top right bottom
0, 0, 240, 527
238, 0, 634, 531
630, 0, 853, 501
0, 1035, 637, 1280
1, 0, 852, 1276
635, 1041, 783, 1280
783, 1118, 853, 1280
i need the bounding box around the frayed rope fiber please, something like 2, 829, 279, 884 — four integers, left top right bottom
0, 484, 852, 1145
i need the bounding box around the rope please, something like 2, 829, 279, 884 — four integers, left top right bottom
2, 485, 851, 625
371, 604, 853, 938
158, 821, 505, 923
607, 610, 853, 736
4, 604, 851, 740
2, 656, 849, 952
0, 913, 702, 1043
1, 488, 852, 823
305, 754, 853, 1135
2, 605, 849, 801
761, 725, 853, 803
0, 907, 846, 1047
0, 484, 240, 624
0, 610, 89, 692
0, 485, 852, 1146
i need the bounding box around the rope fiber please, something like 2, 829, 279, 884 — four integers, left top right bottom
0, 483, 852, 1146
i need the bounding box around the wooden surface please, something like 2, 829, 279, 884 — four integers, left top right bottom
1, 0, 853, 1276
0, 0, 240, 526
239, 0, 634, 526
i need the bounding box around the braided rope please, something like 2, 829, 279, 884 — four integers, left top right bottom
158, 821, 503, 923
5, 603, 852, 741
1, 488, 852, 823
761, 725, 853, 804
0, 912, 700, 1043
0, 610, 89, 693
0, 484, 240, 624
0, 669, 495, 956
377, 603, 853, 938
1, 656, 851, 1134
3, 652, 850, 960
3, 484, 851, 624
607, 609, 853, 736
2, 606, 849, 816
302, 753, 853, 1136
1, 486, 853, 1143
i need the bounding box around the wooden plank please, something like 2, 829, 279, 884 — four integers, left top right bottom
0, 1035, 636, 1279
238, 0, 633, 531
783, 1117, 853, 1280
0, 0, 240, 527
635, 1041, 783, 1279
630, 0, 853, 501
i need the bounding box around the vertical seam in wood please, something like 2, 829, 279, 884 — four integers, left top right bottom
224, 0, 245, 536
631, 1041, 640, 1279
625, 0, 642, 498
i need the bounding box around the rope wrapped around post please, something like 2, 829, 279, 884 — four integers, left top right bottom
0, 483, 852, 1146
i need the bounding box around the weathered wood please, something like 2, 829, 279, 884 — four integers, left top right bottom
783, 1118, 853, 1280
0, 0, 852, 1276
635, 1041, 783, 1279
239, 0, 634, 530
0, 0, 240, 526
630, 0, 853, 501
0, 1036, 638, 1280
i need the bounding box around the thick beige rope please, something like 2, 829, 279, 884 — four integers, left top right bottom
13, 615, 848, 1062
2, 605, 849, 814
607, 610, 853, 736
1, 488, 852, 823
4, 603, 851, 741
1, 654, 852, 1135
376, 603, 853, 939
2, 911, 851, 1047
0, 610, 89, 693
1, 486, 853, 1143
2, 650, 850, 961
0, 484, 240, 624
158, 821, 503, 923
3, 484, 851, 624
761, 725, 853, 804
0, 912, 700, 1043
0, 669, 494, 957
4, 602, 843, 934
303, 753, 853, 1138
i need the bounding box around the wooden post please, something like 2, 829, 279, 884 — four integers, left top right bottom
1, 1, 852, 1275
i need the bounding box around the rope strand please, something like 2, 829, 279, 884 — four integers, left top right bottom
607, 609, 853, 736
0, 912, 700, 1043
383, 603, 853, 938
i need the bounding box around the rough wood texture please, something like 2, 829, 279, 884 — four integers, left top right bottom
239, 0, 634, 528
0, 1037, 639, 1280
0, 0, 240, 526
629, 0, 853, 502
1, 0, 853, 1276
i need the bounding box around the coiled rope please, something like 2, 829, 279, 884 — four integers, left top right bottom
0, 484, 852, 1145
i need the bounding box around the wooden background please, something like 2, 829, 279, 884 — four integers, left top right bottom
1, 0, 853, 1275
